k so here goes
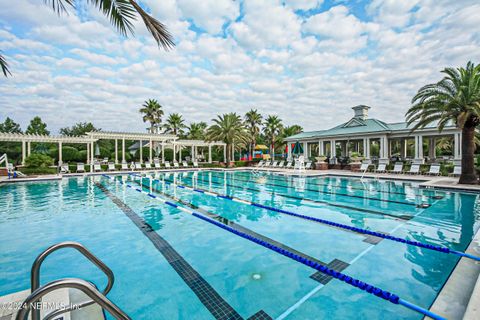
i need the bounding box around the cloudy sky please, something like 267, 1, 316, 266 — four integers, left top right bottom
1, 0, 479, 134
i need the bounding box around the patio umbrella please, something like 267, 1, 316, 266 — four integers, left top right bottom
95, 144, 100, 156
292, 141, 303, 154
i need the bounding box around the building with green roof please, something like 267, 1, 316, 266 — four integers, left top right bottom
284, 105, 461, 162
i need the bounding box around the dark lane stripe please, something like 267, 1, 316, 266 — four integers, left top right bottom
204, 171, 420, 207
95, 182, 244, 320
177, 172, 412, 221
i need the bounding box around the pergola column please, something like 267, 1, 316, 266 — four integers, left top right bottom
27, 142, 31, 156
162, 142, 165, 163
115, 139, 118, 164
454, 133, 461, 160
179, 146, 182, 161
122, 138, 125, 163
140, 139, 143, 163
191, 145, 194, 161
149, 138, 153, 161
21, 140, 26, 165
223, 145, 227, 163
208, 144, 212, 163
58, 142, 63, 165
173, 144, 176, 162
86, 143, 90, 164
90, 142, 94, 172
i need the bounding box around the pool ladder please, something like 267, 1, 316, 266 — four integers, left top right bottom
16, 241, 131, 320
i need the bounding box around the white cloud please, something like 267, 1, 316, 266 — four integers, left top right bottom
284, 0, 324, 10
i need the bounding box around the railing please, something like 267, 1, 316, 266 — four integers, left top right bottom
0, 153, 7, 168
30, 241, 115, 320
16, 278, 131, 320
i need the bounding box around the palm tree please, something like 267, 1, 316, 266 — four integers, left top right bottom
244, 109, 263, 157
139, 99, 164, 133
406, 62, 480, 184
280, 125, 303, 151
187, 122, 207, 140
1, 0, 174, 77
163, 113, 186, 136
263, 115, 283, 160
206, 113, 249, 166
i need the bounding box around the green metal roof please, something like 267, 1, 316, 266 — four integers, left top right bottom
286, 118, 457, 141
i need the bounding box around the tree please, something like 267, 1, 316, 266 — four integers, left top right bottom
0, 117, 22, 133
60, 122, 99, 136
140, 99, 164, 133
206, 113, 249, 166
163, 113, 186, 136
244, 109, 263, 157
187, 122, 207, 140
0, 51, 10, 77
26, 116, 50, 135
280, 124, 303, 151
263, 115, 283, 160
1, 0, 174, 77
406, 62, 480, 184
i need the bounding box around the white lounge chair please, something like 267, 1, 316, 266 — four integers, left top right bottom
389, 162, 403, 174
173, 162, 180, 168
134, 162, 142, 170
406, 164, 420, 175
375, 163, 387, 173
145, 162, 152, 169
359, 161, 370, 172
76, 163, 85, 173
108, 162, 116, 171
121, 162, 129, 171
278, 160, 285, 167
305, 161, 312, 170
182, 161, 189, 168
449, 165, 461, 177
271, 161, 278, 168
165, 162, 171, 169
193, 161, 199, 168
93, 162, 102, 172
256, 160, 264, 167
427, 164, 440, 176
154, 160, 161, 169
285, 161, 292, 169
59, 163, 70, 174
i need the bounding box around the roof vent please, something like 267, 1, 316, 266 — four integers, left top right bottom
352, 105, 370, 120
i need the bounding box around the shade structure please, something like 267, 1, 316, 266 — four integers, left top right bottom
255, 144, 269, 150
292, 141, 303, 154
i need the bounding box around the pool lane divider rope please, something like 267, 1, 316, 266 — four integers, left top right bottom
131, 173, 480, 263
101, 174, 446, 320
204, 171, 431, 208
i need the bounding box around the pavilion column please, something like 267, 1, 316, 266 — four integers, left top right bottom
179, 146, 182, 161
162, 143, 165, 163
379, 136, 388, 159
149, 138, 153, 162
365, 138, 370, 159
208, 145, 212, 163
21, 140, 26, 165
414, 135, 423, 161
287, 142, 292, 159
27, 142, 31, 156
140, 140, 143, 163
403, 139, 408, 158
223, 145, 227, 163
122, 138, 125, 163
330, 140, 336, 158
115, 139, 118, 164
318, 141, 324, 156
173, 145, 176, 162
454, 133, 461, 160
362, 138, 367, 158
58, 142, 63, 165
303, 142, 308, 158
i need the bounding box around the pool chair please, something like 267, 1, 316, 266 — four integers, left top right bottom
154, 160, 161, 169
406, 164, 420, 175
76, 162, 85, 173
173, 162, 180, 168
358, 161, 370, 172
134, 162, 142, 170
193, 161, 199, 168
449, 165, 461, 177
165, 161, 171, 169
256, 160, 264, 167
426, 163, 441, 176
59, 163, 70, 174
182, 161, 190, 168
121, 162, 129, 171
285, 161, 293, 169
388, 162, 404, 174
107, 162, 116, 171
271, 161, 279, 168
305, 161, 312, 170
145, 162, 152, 170
375, 163, 387, 173
278, 160, 285, 168
93, 162, 102, 172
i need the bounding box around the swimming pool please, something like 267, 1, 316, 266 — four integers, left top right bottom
1, 170, 479, 319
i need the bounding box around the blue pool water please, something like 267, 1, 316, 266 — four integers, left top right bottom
1, 170, 479, 319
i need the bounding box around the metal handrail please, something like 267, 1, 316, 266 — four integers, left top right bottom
31, 242, 115, 320
16, 278, 131, 320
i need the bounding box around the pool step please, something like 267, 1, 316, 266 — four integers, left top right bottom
0, 287, 105, 320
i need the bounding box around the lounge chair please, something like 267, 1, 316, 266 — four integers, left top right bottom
154, 160, 161, 169
193, 161, 199, 168
93, 162, 102, 172
359, 161, 370, 172
173, 162, 180, 168
389, 162, 403, 174
271, 161, 278, 168
134, 162, 142, 170
121, 162, 129, 171
406, 164, 420, 175
108, 162, 116, 171
285, 161, 292, 169
449, 165, 461, 177
182, 161, 189, 168
165, 162, 171, 169
375, 163, 387, 173
305, 161, 312, 169
76, 163, 85, 173
145, 162, 152, 169
256, 160, 264, 167
278, 160, 285, 167
59, 163, 70, 174
427, 164, 440, 176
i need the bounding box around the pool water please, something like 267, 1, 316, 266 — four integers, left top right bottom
1, 170, 479, 319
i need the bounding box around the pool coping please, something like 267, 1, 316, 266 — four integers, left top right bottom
429, 227, 480, 319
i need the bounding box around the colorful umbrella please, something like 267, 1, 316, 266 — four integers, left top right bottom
292, 141, 303, 154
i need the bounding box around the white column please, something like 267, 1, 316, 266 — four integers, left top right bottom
58, 142, 62, 165
418, 135, 423, 159
90, 142, 94, 172
223, 145, 227, 163
173, 144, 176, 162
21, 140, 26, 165
365, 138, 370, 159
27, 142, 31, 156
191, 145, 194, 161
149, 138, 153, 161
330, 140, 336, 157
139, 140, 143, 163
115, 139, 118, 164
318, 141, 323, 156
287, 142, 292, 159
379, 137, 384, 159
303, 142, 308, 158
363, 138, 367, 157
162, 142, 165, 163
122, 138, 125, 163
179, 146, 182, 161
86, 143, 90, 164
208, 144, 212, 163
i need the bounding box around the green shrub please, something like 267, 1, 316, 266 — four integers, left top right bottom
62, 146, 80, 162
234, 161, 249, 167
78, 150, 88, 162
24, 154, 54, 168
21, 167, 57, 175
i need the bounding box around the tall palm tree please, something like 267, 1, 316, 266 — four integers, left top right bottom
244, 109, 263, 157
280, 125, 303, 151
1, 0, 174, 77
206, 113, 249, 166
163, 113, 186, 136
187, 122, 207, 140
406, 62, 480, 184
263, 115, 283, 161
139, 99, 164, 133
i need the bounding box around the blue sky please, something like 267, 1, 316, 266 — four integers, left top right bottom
0, 0, 479, 133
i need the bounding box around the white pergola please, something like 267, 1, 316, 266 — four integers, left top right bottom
0, 133, 98, 166
171, 139, 227, 163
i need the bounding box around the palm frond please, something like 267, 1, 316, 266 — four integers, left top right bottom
0, 52, 11, 77
43, 0, 74, 15
87, 0, 137, 36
